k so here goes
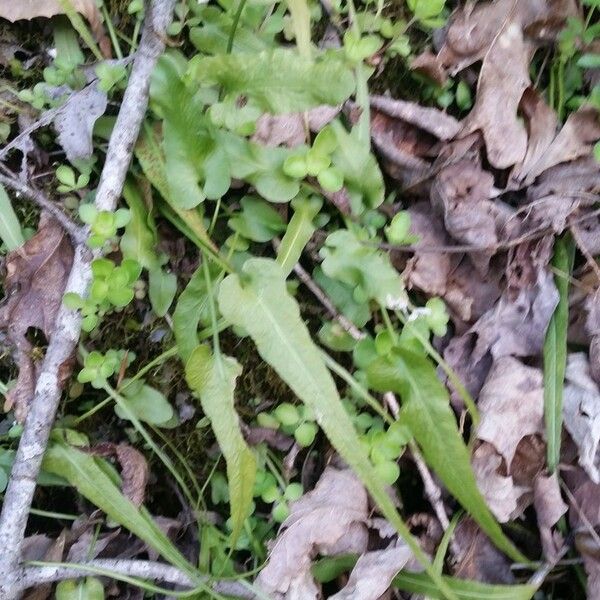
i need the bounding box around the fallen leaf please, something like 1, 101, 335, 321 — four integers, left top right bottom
252, 105, 340, 148
563, 353, 600, 483
329, 543, 418, 600
24, 530, 66, 600
476, 357, 544, 468
53, 82, 108, 163
472, 442, 523, 522
0, 0, 111, 57
533, 472, 567, 561
255, 467, 369, 599
0, 214, 74, 422
453, 517, 514, 584
430, 159, 518, 272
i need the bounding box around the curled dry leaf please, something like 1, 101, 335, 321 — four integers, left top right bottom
91, 442, 149, 507
0, 214, 74, 422
0, 0, 111, 57
476, 357, 544, 468
533, 472, 567, 561
255, 467, 369, 599
54, 82, 108, 163
452, 517, 514, 584
329, 542, 419, 600
563, 353, 600, 483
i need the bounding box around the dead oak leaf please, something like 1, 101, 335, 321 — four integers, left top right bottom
563, 353, 600, 483
255, 467, 369, 599
0, 214, 74, 422
476, 357, 544, 468
329, 543, 419, 600
533, 472, 567, 561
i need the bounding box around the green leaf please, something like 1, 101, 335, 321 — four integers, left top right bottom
115, 380, 175, 425
407, 0, 446, 21
366, 348, 526, 562
544, 235, 575, 473
150, 52, 230, 208
329, 122, 385, 212
121, 181, 159, 270
148, 267, 177, 317
0, 184, 24, 251
320, 229, 406, 308
277, 195, 322, 277
393, 572, 536, 600
56, 578, 104, 600
185, 345, 256, 546
228, 196, 286, 242
173, 265, 214, 363
217, 258, 458, 599
43, 440, 196, 578
187, 49, 355, 113
577, 53, 600, 68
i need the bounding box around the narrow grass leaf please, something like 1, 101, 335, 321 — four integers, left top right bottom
218, 257, 458, 600
0, 184, 24, 251
367, 348, 527, 562
544, 235, 575, 473
276, 196, 322, 277
43, 441, 197, 578
185, 344, 256, 546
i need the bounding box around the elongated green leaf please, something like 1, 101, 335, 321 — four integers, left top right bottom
0, 184, 24, 251
173, 266, 209, 363
367, 348, 526, 562
393, 572, 536, 600
313, 555, 536, 600
187, 49, 355, 113
121, 181, 159, 270
276, 196, 322, 277
43, 441, 197, 578
185, 345, 256, 545
218, 258, 457, 600
544, 235, 575, 473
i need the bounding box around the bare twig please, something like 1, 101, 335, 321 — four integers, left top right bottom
0, 168, 85, 243
292, 261, 366, 341
0, 3, 175, 597
19, 560, 254, 599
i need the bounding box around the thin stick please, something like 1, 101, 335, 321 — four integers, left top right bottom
19, 559, 255, 599
0, 168, 84, 242
0, 3, 175, 597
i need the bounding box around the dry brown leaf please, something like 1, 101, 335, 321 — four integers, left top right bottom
255, 467, 369, 599
0, 0, 111, 57
452, 517, 514, 584
533, 472, 567, 561
563, 353, 600, 483
252, 106, 340, 148
460, 21, 532, 169
430, 159, 518, 272
92, 443, 149, 506
329, 543, 418, 600
24, 530, 66, 600
476, 357, 544, 468
0, 214, 74, 422
471, 442, 523, 522
518, 106, 600, 184
54, 82, 108, 163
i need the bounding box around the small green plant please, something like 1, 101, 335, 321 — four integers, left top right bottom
77, 349, 133, 388
257, 402, 319, 447
79, 204, 131, 248
56, 165, 90, 193
64, 258, 141, 331
283, 126, 344, 193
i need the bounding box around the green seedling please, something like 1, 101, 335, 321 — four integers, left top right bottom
56, 165, 90, 194
79, 204, 131, 248
77, 349, 133, 389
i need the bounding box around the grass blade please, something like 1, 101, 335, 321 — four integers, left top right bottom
544, 235, 575, 473
0, 183, 24, 251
